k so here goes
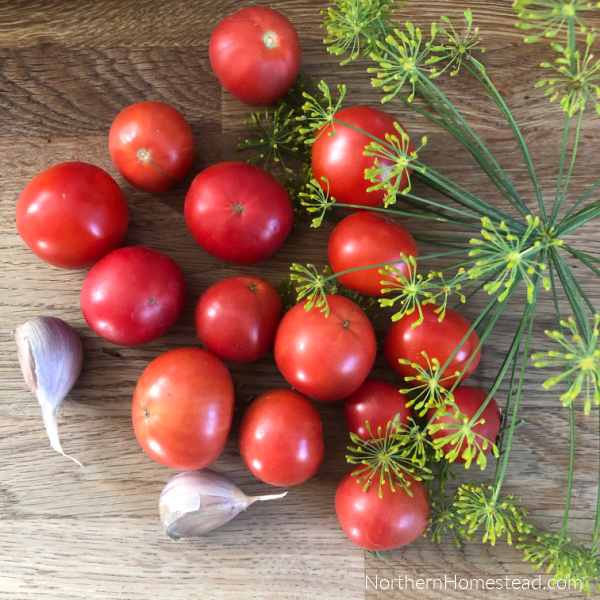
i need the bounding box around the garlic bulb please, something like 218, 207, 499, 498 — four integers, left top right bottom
14, 316, 84, 467
159, 469, 287, 539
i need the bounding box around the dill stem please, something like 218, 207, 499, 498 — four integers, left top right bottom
549, 260, 576, 539
593, 407, 600, 549
552, 110, 583, 227
492, 298, 537, 504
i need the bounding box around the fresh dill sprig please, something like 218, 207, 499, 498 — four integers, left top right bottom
532, 314, 600, 414
428, 9, 486, 78
322, 0, 401, 65
514, 0, 600, 43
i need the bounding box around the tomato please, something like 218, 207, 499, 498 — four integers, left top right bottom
384, 303, 481, 383
184, 161, 293, 265
132, 347, 234, 470
311, 105, 414, 208
80, 246, 187, 346
195, 276, 283, 362
15, 161, 128, 269
109, 101, 194, 193
274, 295, 377, 402
209, 6, 301, 105
328, 211, 418, 297
428, 386, 501, 463
335, 469, 430, 551
239, 388, 324, 486
345, 379, 412, 440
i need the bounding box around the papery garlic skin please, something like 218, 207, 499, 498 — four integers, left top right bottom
14, 316, 84, 466
160, 469, 287, 539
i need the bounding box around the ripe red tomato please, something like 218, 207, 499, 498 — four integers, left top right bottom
184, 161, 293, 265
345, 379, 412, 440
80, 246, 187, 346
274, 295, 377, 402
109, 101, 195, 193
209, 6, 301, 105
384, 303, 481, 383
335, 469, 430, 551
15, 161, 128, 269
311, 105, 414, 208
239, 388, 324, 486
195, 276, 283, 362
132, 347, 234, 470
328, 211, 419, 297
428, 386, 501, 463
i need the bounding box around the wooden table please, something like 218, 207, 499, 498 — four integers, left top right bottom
1, 1, 598, 598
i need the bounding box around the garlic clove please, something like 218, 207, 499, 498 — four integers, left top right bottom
159, 469, 287, 539
14, 316, 84, 467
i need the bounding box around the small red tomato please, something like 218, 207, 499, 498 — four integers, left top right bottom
274, 295, 377, 402
16, 161, 129, 269
328, 211, 418, 297
239, 388, 324, 486
109, 101, 195, 193
209, 6, 301, 105
335, 469, 430, 551
311, 105, 414, 208
345, 379, 412, 440
132, 347, 235, 470
80, 246, 187, 346
184, 161, 293, 265
195, 276, 283, 362
428, 386, 501, 463
384, 304, 481, 383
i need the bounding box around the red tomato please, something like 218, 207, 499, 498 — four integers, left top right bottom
109, 101, 195, 193
384, 303, 481, 383
15, 161, 128, 269
274, 295, 377, 402
328, 211, 418, 296
335, 469, 430, 551
239, 388, 324, 486
344, 379, 412, 440
195, 276, 283, 362
132, 347, 234, 470
311, 105, 414, 208
184, 161, 293, 265
428, 386, 501, 463
80, 246, 187, 346
209, 6, 301, 105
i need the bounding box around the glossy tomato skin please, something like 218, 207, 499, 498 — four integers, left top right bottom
132, 347, 234, 470
344, 379, 412, 440
274, 295, 377, 402
328, 212, 419, 297
195, 276, 283, 362
311, 105, 415, 208
209, 6, 301, 105
335, 469, 430, 551
109, 101, 194, 193
384, 304, 481, 383
184, 161, 293, 265
80, 246, 187, 346
15, 161, 129, 269
239, 388, 324, 486
428, 386, 501, 463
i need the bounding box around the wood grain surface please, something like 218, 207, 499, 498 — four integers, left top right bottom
1, 1, 599, 599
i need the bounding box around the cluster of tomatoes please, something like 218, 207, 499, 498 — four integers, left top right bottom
15, 6, 502, 552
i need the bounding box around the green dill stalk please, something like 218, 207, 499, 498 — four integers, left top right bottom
593, 408, 600, 550
548, 261, 577, 540
492, 284, 539, 504
552, 110, 584, 226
